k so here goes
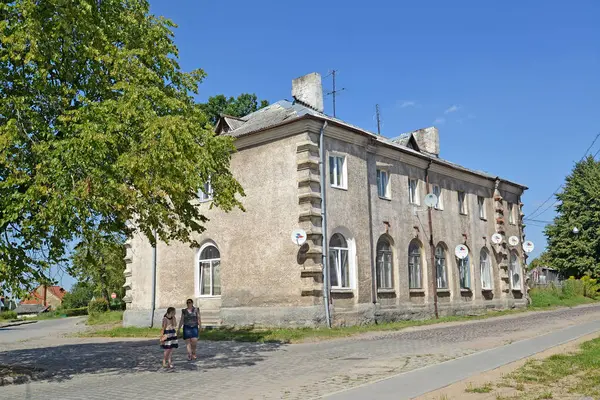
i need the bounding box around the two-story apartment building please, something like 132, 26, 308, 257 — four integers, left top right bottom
123, 73, 528, 328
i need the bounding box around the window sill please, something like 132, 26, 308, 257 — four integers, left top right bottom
378, 196, 392, 201
480, 217, 487, 221
460, 288, 472, 293
197, 295, 221, 299
436, 288, 450, 293
377, 288, 395, 294
512, 288, 522, 293
199, 199, 213, 204
481, 288, 493, 292
331, 185, 348, 191
434, 207, 444, 211
331, 288, 353, 294
459, 212, 468, 216
409, 288, 425, 293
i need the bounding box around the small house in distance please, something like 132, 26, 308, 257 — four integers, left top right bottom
20, 285, 67, 310
124, 72, 528, 328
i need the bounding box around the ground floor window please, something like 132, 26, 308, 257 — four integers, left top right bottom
408, 240, 423, 289
376, 237, 393, 289
480, 248, 493, 290
457, 253, 471, 290
435, 244, 448, 289
329, 233, 350, 288
199, 245, 221, 296
509, 251, 522, 290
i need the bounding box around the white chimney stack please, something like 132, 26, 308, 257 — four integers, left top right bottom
292, 73, 324, 113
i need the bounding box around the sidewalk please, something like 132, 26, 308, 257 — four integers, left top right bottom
322, 319, 600, 400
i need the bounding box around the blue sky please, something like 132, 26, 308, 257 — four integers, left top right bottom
59, 1, 600, 290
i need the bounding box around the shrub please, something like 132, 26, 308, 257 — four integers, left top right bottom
62, 307, 89, 317
581, 275, 599, 299
0, 310, 17, 320
561, 277, 584, 298
109, 299, 125, 311
88, 298, 110, 313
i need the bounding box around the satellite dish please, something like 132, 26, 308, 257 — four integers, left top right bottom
424, 193, 438, 208
291, 229, 307, 246
508, 236, 519, 246
491, 233, 503, 245
523, 240, 535, 253
455, 244, 469, 260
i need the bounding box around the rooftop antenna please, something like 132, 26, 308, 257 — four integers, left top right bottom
375, 104, 382, 135
325, 69, 345, 118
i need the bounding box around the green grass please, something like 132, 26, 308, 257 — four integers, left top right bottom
87, 311, 124, 326
529, 288, 595, 309
465, 382, 494, 393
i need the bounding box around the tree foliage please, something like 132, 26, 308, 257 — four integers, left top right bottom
200, 93, 269, 126
61, 281, 94, 309
544, 156, 600, 278
0, 0, 244, 296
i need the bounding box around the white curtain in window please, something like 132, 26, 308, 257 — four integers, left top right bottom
435, 245, 448, 289
480, 248, 492, 290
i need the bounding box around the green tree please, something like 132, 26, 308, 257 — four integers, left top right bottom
544, 156, 600, 278
526, 252, 551, 272
62, 281, 95, 309
200, 93, 269, 126
0, 0, 244, 296
69, 232, 126, 300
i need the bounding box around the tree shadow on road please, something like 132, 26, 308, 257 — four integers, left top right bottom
0, 338, 285, 384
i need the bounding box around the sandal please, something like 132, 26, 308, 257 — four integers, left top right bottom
187, 354, 192, 361
162, 361, 168, 368
192, 353, 197, 360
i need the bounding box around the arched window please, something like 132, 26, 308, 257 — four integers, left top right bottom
329, 234, 350, 288
408, 240, 422, 289
509, 251, 522, 290
457, 250, 471, 290
199, 245, 221, 296
435, 244, 448, 289
376, 237, 393, 289
480, 248, 493, 290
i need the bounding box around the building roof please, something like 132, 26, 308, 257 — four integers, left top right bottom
15, 304, 49, 315
217, 100, 527, 189
20, 285, 66, 305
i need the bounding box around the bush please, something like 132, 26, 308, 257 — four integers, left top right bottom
562, 277, 585, 298
0, 310, 17, 320
109, 299, 125, 311
62, 307, 89, 317
88, 298, 110, 313
581, 275, 600, 299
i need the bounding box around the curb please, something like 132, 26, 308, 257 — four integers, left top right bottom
0, 320, 38, 329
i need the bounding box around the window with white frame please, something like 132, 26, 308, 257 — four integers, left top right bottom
408, 240, 422, 289
432, 185, 443, 210
199, 245, 221, 296
377, 169, 390, 199
408, 178, 419, 205
435, 244, 448, 289
478, 196, 486, 220
480, 248, 493, 290
509, 251, 522, 290
458, 191, 467, 215
329, 155, 347, 189
199, 180, 213, 202
508, 203, 515, 225
329, 234, 350, 288
376, 237, 393, 289
457, 253, 471, 289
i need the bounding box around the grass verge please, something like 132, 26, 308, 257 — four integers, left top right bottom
87, 311, 124, 326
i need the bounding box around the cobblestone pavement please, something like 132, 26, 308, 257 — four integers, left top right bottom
1, 305, 600, 400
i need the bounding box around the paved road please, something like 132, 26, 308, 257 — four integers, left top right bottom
0, 317, 86, 348
1, 305, 600, 400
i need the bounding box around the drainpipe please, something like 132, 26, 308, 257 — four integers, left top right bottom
367, 145, 377, 306
425, 161, 439, 319
318, 121, 331, 328
150, 229, 157, 328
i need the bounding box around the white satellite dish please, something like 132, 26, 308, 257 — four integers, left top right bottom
291, 229, 307, 246
491, 233, 503, 245
455, 244, 469, 260
508, 236, 519, 246
424, 193, 438, 208
523, 240, 535, 253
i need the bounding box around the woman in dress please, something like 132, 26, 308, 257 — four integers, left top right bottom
177, 299, 201, 360
160, 307, 178, 368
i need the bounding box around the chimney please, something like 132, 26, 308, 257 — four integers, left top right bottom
412, 127, 440, 157
292, 73, 324, 113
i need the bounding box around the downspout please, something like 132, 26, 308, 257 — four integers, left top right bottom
318, 121, 332, 328
367, 143, 377, 306
425, 161, 439, 319
150, 229, 157, 328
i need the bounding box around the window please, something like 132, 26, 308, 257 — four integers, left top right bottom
376, 237, 393, 289
457, 253, 471, 289
508, 203, 515, 225
480, 248, 493, 290
509, 251, 522, 290
199, 245, 221, 296
432, 185, 443, 210
329, 234, 350, 288
478, 196, 486, 220
408, 178, 419, 205
408, 240, 422, 289
458, 191, 467, 215
435, 244, 448, 289
199, 180, 213, 202
329, 155, 347, 189
377, 169, 390, 199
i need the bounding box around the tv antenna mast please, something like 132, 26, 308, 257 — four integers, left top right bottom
375, 104, 382, 135
325, 69, 345, 118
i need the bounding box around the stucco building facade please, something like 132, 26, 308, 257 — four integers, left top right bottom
123, 73, 528, 328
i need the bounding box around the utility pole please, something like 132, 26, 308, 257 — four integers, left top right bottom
375, 104, 381, 135
325, 69, 345, 118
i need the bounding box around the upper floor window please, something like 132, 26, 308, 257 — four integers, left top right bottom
508, 203, 515, 225
478, 196, 486, 220
377, 169, 390, 199
329, 155, 347, 189
408, 178, 419, 205
199, 180, 213, 202
432, 185, 443, 210
458, 191, 467, 215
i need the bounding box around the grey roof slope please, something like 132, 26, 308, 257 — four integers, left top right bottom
220, 101, 527, 189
